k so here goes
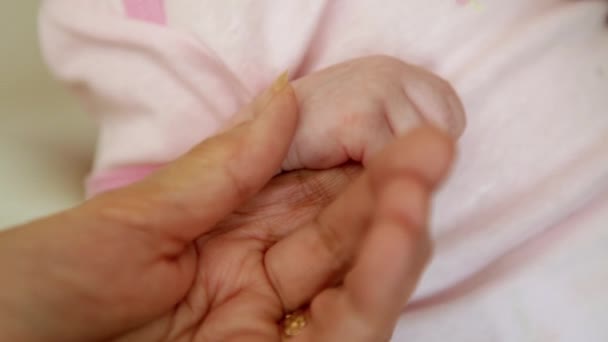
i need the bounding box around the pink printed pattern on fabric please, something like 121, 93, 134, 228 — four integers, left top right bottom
123, 0, 167, 25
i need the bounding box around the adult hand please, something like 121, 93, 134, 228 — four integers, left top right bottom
0, 77, 454, 341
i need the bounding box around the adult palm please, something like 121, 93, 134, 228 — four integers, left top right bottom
0, 85, 453, 342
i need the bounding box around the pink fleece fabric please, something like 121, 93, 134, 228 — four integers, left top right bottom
40, 1, 608, 341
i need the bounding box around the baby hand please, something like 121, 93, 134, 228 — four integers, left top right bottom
283, 55, 465, 170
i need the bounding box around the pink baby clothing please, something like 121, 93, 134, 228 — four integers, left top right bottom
40, 1, 608, 341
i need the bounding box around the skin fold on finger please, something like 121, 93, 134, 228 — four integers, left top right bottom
83, 78, 299, 252
265, 171, 375, 311
102, 165, 362, 342
296, 178, 433, 342
265, 126, 455, 313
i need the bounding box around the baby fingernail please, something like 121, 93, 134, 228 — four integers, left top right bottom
446, 94, 467, 137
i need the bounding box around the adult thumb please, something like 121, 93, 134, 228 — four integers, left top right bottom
89, 73, 298, 245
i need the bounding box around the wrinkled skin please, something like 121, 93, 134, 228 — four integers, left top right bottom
0, 63, 456, 342
121, 166, 367, 341
0, 131, 453, 342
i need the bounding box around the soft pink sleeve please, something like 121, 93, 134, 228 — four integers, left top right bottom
39, 0, 252, 195
39, 0, 333, 196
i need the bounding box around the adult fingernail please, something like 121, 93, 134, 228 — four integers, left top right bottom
272, 70, 290, 94
253, 70, 295, 124
253, 70, 290, 114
